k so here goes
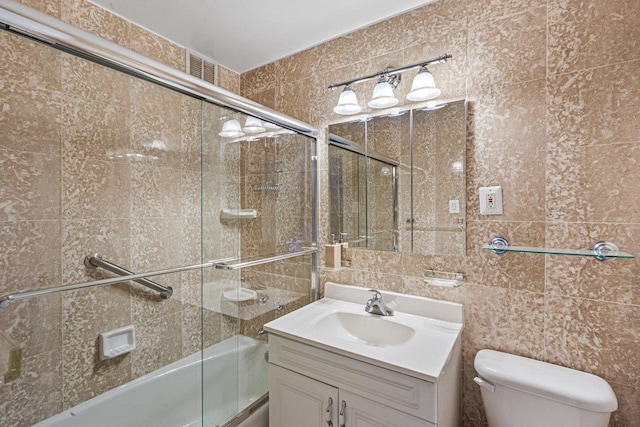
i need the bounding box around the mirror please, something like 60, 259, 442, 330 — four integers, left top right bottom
328, 99, 466, 255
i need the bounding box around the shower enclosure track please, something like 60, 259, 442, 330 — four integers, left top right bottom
0, 248, 317, 309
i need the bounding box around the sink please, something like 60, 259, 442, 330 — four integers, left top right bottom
264, 283, 464, 382
313, 312, 415, 347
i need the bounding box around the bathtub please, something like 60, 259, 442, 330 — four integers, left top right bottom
34, 335, 269, 427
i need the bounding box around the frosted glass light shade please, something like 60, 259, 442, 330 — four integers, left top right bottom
263, 121, 282, 130
407, 68, 441, 101
219, 119, 244, 137
368, 80, 398, 109
333, 87, 362, 115
243, 116, 266, 133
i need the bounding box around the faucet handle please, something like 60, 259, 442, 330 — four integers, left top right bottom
368, 289, 382, 300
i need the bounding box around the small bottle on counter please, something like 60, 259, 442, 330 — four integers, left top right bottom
339, 233, 350, 267
325, 234, 341, 269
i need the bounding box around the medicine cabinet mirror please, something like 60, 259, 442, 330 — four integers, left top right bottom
328, 99, 466, 255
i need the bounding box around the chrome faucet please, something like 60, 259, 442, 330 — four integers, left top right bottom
365, 289, 394, 316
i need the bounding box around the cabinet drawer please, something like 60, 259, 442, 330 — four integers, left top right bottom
269, 335, 436, 422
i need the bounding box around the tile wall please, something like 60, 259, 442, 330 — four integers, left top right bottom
239, 0, 640, 425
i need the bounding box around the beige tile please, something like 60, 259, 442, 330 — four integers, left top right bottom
62, 219, 130, 284
0, 84, 62, 155
0, 220, 61, 294
0, 148, 61, 222
609, 382, 640, 427
403, 0, 468, 49
130, 25, 185, 71
61, 55, 130, 106
62, 157, 130, 220
548, 0, 640, 74
181, 304, 202, 356
545, 296, 640, 388
401, 252, 466, 278
467, 0, 547, 23
461, 347, 487, 427
546, 143, 640, 223
463, 285, 546, 358
181, 96, 202, 172
217, 65, 240, 93
349, 249, 403, 276
61, 0, 130, 47
243, 87, 276, 109
131, 163, 181, 219
275, 78, 312, 123
62, 339, 131, 409
468, 7, 546, 87
466, 79, 547, 222
402, 276, 466, 304
131, 217, 183, 270
466, 220, 545, 292
0, 31, 61, 92
547, 61, 640, 149
131, 80, 183, 170
62, 285, 131, 348
0, 349, 62, 426
0, 294, 62, 358
240, 62, 277, 96
545, 223, 640, 305
130, 217, 183, 321
275, 44, 326, 84
20, 0, 61, 17
132, 312, 182, 378
62, 99, 131, 164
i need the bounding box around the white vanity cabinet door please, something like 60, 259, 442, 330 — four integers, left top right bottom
338, 390, 434, 427
270, 364, 339, 427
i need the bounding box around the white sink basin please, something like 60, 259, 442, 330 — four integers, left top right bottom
264, 283, 464, 382
313, 311, 415, 347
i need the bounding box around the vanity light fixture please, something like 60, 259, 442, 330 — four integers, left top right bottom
243, 116, 266, 133
368, 76, 399, 109
407, 66, 441, 101
219, 119, 244, 137
329, 53, 451, 115
333, 85, 362, 115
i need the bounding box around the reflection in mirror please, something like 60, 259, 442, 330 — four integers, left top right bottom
328, 134, 398, 251
328, 100, 466, 256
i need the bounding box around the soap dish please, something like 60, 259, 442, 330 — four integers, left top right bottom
222, 287, 258, 302
99, 325, 135, 360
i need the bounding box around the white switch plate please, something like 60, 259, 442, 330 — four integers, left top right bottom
479, 186, 503, 215
449, 199, 460, 214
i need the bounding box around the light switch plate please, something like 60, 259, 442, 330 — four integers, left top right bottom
479, 186, 503, 215
449, 199, 460, 214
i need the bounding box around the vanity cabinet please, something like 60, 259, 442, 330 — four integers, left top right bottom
268, 335, 459, 427
270, 364, 428, 427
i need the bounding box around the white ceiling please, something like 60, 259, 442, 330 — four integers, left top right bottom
90, 0, 435, 73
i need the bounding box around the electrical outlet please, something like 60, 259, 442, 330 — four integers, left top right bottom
479, 186, 503, 215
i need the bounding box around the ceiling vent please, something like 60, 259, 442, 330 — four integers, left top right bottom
186, 49, 218, 85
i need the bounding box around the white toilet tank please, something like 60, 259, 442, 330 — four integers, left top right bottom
474, 349, 618, 427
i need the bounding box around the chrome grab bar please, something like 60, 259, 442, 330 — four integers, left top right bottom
0, 249, 317, 309
213, 248, 317, 270
84, 253, 173, 299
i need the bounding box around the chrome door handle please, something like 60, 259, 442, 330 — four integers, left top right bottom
325, 397, 333, 427
339, 400, 346, 427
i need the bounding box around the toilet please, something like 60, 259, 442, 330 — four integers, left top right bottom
474, 349, 618, 427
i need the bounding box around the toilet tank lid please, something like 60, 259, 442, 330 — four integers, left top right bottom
474, 350, 618, 413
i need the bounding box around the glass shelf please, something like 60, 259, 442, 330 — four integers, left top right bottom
482, 236, 634, 260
